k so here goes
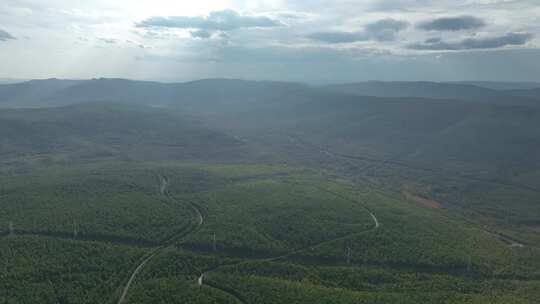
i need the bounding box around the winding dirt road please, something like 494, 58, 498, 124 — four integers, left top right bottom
197, 186, 381, 298
116, 175, 204, 304
117, 251, 158, 304
117, 171, 381, 303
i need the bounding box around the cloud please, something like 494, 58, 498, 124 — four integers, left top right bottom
417, 16, 486, 31
307, 18, 408, 43
0, 29, 16, 41
365, 18, 409, 33
190, 29, 213, 39
136, 9, 282, 31
218, 32, 230, 40
425, 37, 442, 44
306, 31, 370, 43
97, 37, 119, 44
277, 12, 307, 20
408, 32, 534, 50
364, 18, 409, 41
126, 39, 153, 49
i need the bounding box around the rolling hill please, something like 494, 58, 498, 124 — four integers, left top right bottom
0, 102, 245, 164
2, 78, 540, 223
2, 78, 539, 176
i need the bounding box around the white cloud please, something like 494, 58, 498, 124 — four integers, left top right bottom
136, 10, 283, 31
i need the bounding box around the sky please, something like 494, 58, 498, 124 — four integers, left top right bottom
0, 0, 539, 83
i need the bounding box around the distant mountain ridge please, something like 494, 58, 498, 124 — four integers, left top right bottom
2, 77, 540, 223
324, 81, 539, 105
0, 78, 309, 107
0, 78, 28, 84
2, 77, 540, 172
448, 81, 540, 91
0, 78, 538, 108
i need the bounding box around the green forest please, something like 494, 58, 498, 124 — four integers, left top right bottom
1, 161, 539, 303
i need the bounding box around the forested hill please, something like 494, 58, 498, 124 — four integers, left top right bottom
1, 78, 540, 175
0, 102, 246, 163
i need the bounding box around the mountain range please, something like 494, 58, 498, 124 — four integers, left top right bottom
0, 78, 537, 108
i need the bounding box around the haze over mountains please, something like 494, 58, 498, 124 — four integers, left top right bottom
0, 78, 538, 108
0, 78, 28, 85
1, 77, 539, 180
450, 81, 540, 91
325, 81, 540, 106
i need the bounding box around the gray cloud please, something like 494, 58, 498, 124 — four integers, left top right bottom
408, 32, 534, 50
365, 18, 409, 41
306, 31, 370, 43
307, 18, 408, 43
136, 9, 282, 31
277, 12, 306, 20
0, 29, 16, 41
425, 37, 442, 44
190, 30, 213, 39
417, 16, 486, 31
366, 18, 409, 33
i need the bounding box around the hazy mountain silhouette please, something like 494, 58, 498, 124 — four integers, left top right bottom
324, 81, 539, 106
449, 81, 540, 91
1, 78, 539, 174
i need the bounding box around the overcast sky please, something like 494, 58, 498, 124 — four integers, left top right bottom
1, 0, 539, 82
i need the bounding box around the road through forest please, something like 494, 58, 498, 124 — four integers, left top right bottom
116, 176, 204, 304
196, 186, 381, 304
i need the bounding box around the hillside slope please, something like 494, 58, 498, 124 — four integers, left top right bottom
0, 102, 245, 164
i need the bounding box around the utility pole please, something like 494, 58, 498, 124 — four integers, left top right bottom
8, 221, 13, 236
212, 232, 217, 252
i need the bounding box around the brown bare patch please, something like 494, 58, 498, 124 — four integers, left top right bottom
402, 188, 442, 209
